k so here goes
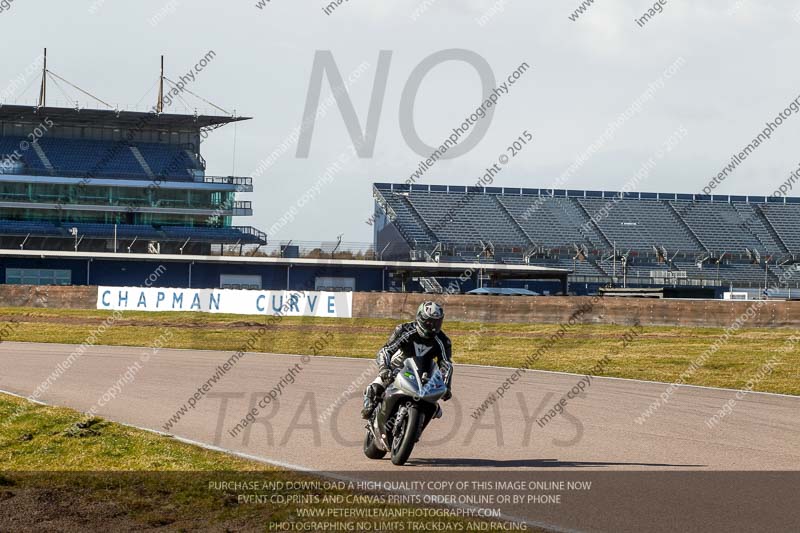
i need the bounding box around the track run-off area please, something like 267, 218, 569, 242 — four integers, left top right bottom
1, 341, 798, 532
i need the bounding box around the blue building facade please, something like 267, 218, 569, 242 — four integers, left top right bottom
0, 105, 265, 255
0, 250, 569, 295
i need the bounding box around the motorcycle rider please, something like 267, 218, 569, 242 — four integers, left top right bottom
361, 301, 453, 419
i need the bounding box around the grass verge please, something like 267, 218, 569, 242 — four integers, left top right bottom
0, 392, 523, 531
0, 307, 798, 395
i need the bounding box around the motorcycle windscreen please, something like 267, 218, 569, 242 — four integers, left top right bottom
394, 358, 446, 400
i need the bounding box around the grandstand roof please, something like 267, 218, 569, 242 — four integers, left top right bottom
0, 104, 250, 130
374, 182, 800, 205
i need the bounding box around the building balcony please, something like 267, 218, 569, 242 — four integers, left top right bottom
0, 199, 253, 217
0, 172, 253, 192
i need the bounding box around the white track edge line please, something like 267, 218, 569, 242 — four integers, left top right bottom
0, 386, 577, 533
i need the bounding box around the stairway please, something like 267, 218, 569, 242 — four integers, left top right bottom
493, 196, 534, 246
31, 141, 54, 171
185, 149, 205, 170
129, 146, 155, 179
419, 277, 444, 294
402, 196, 439, 246
753, 204, 791, 256
572, 199, 612, 249
663, 201, 709, 254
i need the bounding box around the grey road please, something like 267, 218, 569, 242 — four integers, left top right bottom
1, 341, 798, 532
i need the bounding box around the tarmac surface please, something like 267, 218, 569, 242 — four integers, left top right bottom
1, 341, 798, 532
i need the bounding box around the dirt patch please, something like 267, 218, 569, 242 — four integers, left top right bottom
0, 485, 265, 532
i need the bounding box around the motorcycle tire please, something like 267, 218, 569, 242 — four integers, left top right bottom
363, 429, 387, 459
391, 405, 421, 466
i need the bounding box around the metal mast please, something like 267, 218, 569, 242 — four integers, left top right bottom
157, 55, 164, 113
38, 48, 47, 108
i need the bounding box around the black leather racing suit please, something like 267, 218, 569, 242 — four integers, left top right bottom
376, 322, 453, 390
362, 322, 454, 419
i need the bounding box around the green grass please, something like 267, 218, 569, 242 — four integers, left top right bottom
0, 392, 267, 472
1, 307, 799, 395
0, 392, 515, 531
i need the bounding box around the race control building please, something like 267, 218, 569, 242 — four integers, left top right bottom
0, 104, 265, 256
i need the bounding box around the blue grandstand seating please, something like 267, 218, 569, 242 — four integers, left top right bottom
0, 220, 62, 236
672, 200, 763, 254
161, 225, 265, 244
72, 223, 164, 240
0, 136, 200, 180
730, 202, 787, 254
499, 195, 607, 249
0, 137, 45, 170
379, 192, 436, 247
580, 198, 703, 253
136, 143, 199, 179
373, 184, 800, 288
527, 256, 606, 276
758, 204, 800, 254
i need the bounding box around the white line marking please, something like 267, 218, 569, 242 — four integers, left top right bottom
0, 386, 576, 533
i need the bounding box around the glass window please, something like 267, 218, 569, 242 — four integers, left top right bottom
5, 268, 71, 286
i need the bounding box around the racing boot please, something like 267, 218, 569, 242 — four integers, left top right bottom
361, 383, 384, 419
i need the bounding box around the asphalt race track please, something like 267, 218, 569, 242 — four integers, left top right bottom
1, 341, 799, 532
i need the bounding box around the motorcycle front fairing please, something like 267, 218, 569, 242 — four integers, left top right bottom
373, 358, 446, 448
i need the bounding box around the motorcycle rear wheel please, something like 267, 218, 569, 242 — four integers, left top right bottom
391, 406, 421, 466
363, 429, 387, 459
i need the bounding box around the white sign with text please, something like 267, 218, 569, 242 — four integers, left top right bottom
97, 287, 353, 318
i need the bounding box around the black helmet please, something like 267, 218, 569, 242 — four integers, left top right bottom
415, 301, 444, 339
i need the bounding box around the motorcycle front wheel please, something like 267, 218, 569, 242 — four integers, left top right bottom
391, 405, 421, 466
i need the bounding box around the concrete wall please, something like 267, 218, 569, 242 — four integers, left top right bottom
1, 285, 799, 328
352, 293, 800, 328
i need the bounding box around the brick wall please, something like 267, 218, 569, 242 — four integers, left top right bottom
1, 285, 798, 328
0, 285, 96, 309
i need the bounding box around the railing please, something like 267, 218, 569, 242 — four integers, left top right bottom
249, 240, 382, 260
203, 176, 253, 187
414, 241, 768, 265
419, 277, 444, 294
230, 200, 253, 216
0, 98, 241, 118
373, 182, 800, 205
186, 147, 207, 170
0, 223, 269, 246
231, 226, 267, 243
0, 195, 252, 214
0, 165, 252, 186
568, 274, 726, 288
372, 187, 398, 222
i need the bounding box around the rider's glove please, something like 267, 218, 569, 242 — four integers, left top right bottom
379, 367, 393, 383
442, 389, 452, 402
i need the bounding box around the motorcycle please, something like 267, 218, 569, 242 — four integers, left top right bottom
363, 357, 447, 466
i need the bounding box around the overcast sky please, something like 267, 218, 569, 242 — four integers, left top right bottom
4, 1, 800, 243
